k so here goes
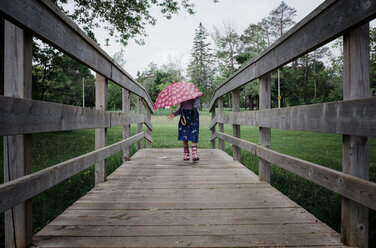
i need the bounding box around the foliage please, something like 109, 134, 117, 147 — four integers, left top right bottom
187, 22, 214, 105
52, 0, 201, 46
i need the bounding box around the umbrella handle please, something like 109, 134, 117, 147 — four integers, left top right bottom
181, 114, 187, 126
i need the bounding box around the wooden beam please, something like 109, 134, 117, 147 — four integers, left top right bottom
0, 0, 154, 111
232, 89, 240, 161
137, 97, 143, 150
143, 113, 153, 131
341, 24, 370, 248
208, 0, 376, 110
146, 108, 152, 148
3, 20, 32, 248
0, 96, 147, 135
95, 73, 107, 185
0, 133, 144, 214
209, 116, 218, 131
218, 97, 225, 151
211, 109, 216, 149
259, 74, 271, 183
217, 97, 376, 137
122, 89, 130, 161
144, 132, 153, 143
213, 132, 376, 212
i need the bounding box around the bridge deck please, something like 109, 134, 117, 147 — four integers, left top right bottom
32, 148, 346, 247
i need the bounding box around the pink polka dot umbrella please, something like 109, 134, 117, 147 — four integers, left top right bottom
153, 82, 203, 110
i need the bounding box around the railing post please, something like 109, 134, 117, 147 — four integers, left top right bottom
137, 96, 143, 150
122, 88, 131, 161
259, 73, 271, 183
210, 107, 216, 149
3, 20, 32, 248
95, 73, 107, 185
218, 96, 225, 151
146, 107, 152, 148
341, 23, 370, 248
232, 88, 240, 161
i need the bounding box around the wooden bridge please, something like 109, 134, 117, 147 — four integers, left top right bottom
1, 0, 376, 247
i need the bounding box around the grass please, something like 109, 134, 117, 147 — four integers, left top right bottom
1, 111, 375, 246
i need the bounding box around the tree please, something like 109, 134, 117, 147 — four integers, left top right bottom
237, 24, 267, 65
52, 0, 216, 46
268, 1, 297, 41
212, 23, 241, 78
187, 22, 214, 105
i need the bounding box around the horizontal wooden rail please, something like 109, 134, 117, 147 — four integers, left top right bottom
0, 96, 149, 135
0, 132, 145, 213
211, 132, 376, 211
208, 0, 376, 110
213, 97, 376, 136
0, 0, 153, 111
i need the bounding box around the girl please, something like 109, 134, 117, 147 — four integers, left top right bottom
168, 97, 200, 161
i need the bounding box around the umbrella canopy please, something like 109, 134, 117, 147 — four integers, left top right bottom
154, 82, 203, 110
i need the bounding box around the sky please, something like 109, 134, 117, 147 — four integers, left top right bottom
96, 0, 325, 78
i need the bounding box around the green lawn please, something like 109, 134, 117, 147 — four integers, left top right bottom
0, 111, 375, 245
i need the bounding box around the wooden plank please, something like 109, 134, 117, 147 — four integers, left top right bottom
341, 24, 370, 247
122, 89, 131, 161
232, 88, 240, 161
36, 222, 334, 237
49, 208, 319, 226
210, 109, 216, 148
0, 133, 144, 213
95, 73, 107, 185
259, 73, 271, 183
32, 233, 343, 248
137, 97, 143, 150
218, 97, 376, 136
3, 20, 31, 248
209, 116, 217, 131
217, 97, 225, 151
208, 0, 376, 110
146, 108, 152, 148
213, 132, 376, 211
0, 0, 154, 111
143, 132, 153, 143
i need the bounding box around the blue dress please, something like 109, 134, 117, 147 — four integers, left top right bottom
174, 98, 200, 143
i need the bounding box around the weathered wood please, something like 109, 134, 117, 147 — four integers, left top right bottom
341, 24, 370, 248
213, 132, 376, 211
0, 133, 144, 213
218, 97, 225, 151
95, 73, 107, 185
210, 109, 216, 149
232, 88, 240, 161
32, 234, 343, 248
137, 97, 143, 150
208, 0, 376, 110
143, 132, 153, 143
3, 21, 32, 248
209, 116, 217, 131
259, 74, 271, 183
0, 0, 154, 111
0, 96, 147, 136
0, 18, 4, 96
217, 97, 376, 136
122, 89, 130, 161
32, 148, 345, 248
146, 108, 152, 148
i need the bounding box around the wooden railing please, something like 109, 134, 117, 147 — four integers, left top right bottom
209, 0, 376, 247
0, 0, 153, 247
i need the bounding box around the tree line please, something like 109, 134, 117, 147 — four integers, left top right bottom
29, 1, 376, 110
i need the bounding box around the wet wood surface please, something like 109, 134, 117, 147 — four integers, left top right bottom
32, 148, 347, 247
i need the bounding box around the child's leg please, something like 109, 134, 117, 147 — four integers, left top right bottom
183, 141, 189, 160
192, 142, 199, 161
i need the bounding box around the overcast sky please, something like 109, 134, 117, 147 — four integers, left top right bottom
97, 0, 325, 78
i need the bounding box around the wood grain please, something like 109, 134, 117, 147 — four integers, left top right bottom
32, 148, 345, 248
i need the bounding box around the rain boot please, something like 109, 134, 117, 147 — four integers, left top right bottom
192, 146, 199, 161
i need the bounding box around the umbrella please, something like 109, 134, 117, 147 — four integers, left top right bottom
154, 82, 203, 110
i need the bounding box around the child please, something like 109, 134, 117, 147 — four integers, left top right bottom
168, 97, 200, 161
